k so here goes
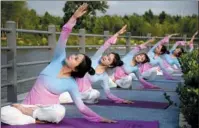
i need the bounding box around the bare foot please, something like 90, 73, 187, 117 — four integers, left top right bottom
36, 119, 48, 124
12, 104, 36, 116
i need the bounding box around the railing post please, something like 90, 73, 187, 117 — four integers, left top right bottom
183, 34, 187, 50
126, 32, 131, 53
147, 33, 151, 50
48, 25, 56, 59
104, 31, 109, 54
164, 34, 170, 49
79, 29, 86, 54
6, 21, 17, 102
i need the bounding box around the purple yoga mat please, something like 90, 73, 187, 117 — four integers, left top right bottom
1, 118, 159, 128
65, 99, 169, 109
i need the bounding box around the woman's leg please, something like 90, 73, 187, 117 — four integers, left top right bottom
141, 67, 158, 80
1, 105, 35, 125
59, 89, 100, 104
81, 89, 100, 104
32, 104, 66, 124
108, 77, 117, 88
115, 75, 133, 89
59, 92, 73, 104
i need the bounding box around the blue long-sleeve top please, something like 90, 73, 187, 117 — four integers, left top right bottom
38, 17, 103, 122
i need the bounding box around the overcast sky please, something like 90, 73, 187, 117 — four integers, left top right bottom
27, 1, 198, 17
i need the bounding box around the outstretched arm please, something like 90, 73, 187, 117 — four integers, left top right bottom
102, 77, 125, 103
187, 31, 198, 52
148, 33, 178, 54
170, 41, 186, 53
92, 25, 127, 59
122, 37, 155, 62
52, 3, 88, 61
134, 70, 160, 89
158, 58, 175, 80
69, 82, 116, 123
102, 75, 132, 104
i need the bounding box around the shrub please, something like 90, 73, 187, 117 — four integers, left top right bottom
42, 37, 47, 45
118, 38, 126, 44
177, 50, 199, 128
179, 50, 199, 88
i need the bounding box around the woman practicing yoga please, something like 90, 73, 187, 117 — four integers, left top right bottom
162, 31, 198, 74
60, 25, 133, 104
111, 37, 164, 89
1, 3, 116, 125
138, 34, 180, 80
140, 31, 198, 79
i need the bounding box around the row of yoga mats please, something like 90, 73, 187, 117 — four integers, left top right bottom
2, 99, 169, 128
2, 118, 159, 128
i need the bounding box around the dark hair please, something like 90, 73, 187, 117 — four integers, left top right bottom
110, 52, 124, 68
135, 53, 150, 64
161, 45, 170, 55
176, 47, 185, 57
71, 54, 95, 78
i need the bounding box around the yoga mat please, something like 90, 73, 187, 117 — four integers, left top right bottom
65, 99, 169, 109
1, 118, 159, 128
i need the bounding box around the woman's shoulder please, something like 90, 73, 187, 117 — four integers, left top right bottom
63, 77, 79, 90
61, 76, 76, 84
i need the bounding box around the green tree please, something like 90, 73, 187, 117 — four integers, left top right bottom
1, 1, 27, 26
159, 11, 167, 24
143, 9, 154, 23
62, 1, 109, 29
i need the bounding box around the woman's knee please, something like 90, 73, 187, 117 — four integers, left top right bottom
52, 104, 66, 123
93, 89, 100, 98
33, 104, 66, 123
59, 92, 73, 103
1, 105, 35, 125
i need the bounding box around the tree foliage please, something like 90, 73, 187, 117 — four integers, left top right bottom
1, 1, 198, 46
62, 1, 109, 29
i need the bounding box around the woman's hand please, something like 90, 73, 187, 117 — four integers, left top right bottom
148, 37, 156, 43
73, 3, 88, 19
122, 100, 134, 104
168, 33, 179, 38
139, 37, 156, 49
117, 25, 127, 35
193, 31, 198, 36
101, 118, 117, 123
187, 31, 198, 45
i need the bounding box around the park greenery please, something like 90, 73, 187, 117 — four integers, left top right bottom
1, 1, 198, 46
177, 50, 199, 128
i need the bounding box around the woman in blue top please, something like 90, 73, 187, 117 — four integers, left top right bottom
6, 3, 116, 124
161, 31, 198, 74
72, 25, 133, 104
138, 34, 180, 80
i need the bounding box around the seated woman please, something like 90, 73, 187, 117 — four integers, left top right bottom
112, 38, 161, 89
60, 25, 133, 104
138, 34, 179, 80
161, 31, 198, 75
1, 3, 116, 125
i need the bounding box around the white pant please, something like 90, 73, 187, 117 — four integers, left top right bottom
157, 67, 182, 76
1, 104, 65, 125
59, 89, 100, 104
141, 67, 158, 80
108, 78, 117, 88
115, 73, 137, 89
167, 67, 182, 75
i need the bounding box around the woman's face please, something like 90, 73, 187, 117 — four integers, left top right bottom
100, 53, 115, 67
155, 45, 163, 54
135, 54, 146, 63
65, 54, 85, 71
173, 48, 182, 56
